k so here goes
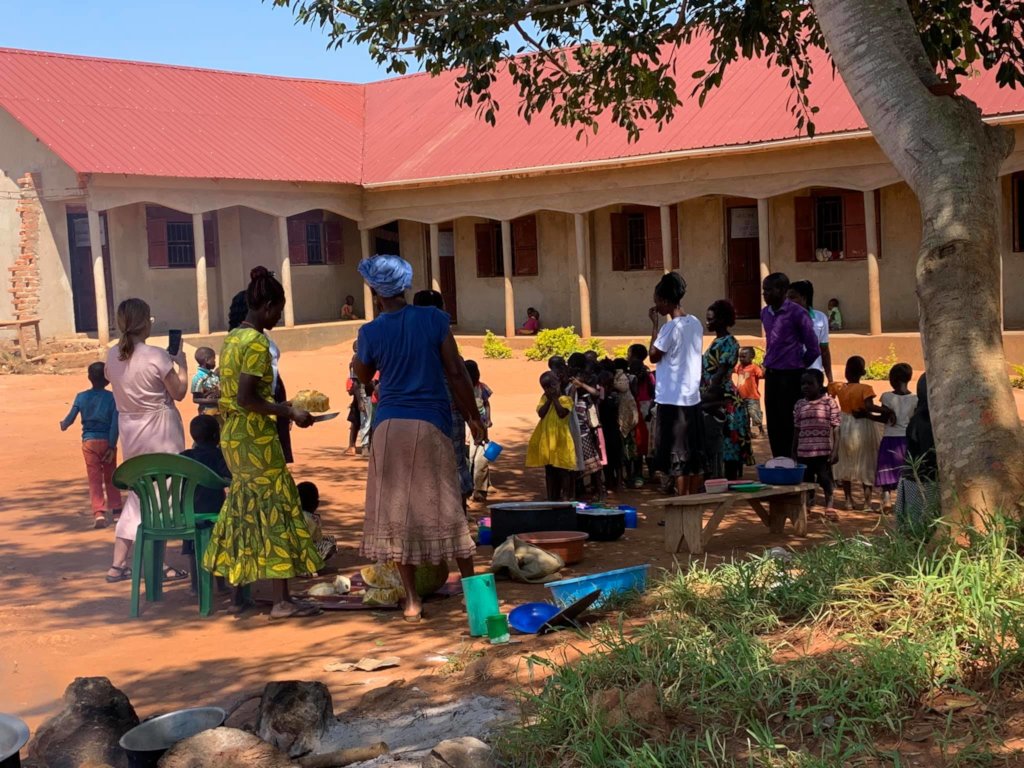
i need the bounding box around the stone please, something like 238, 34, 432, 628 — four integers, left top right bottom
420, 736, 495, 768
27, 676, 140, 768
158, 727, 296, 768
256, 681, 333, 758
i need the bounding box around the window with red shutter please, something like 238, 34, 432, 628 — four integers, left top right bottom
324, 219, 344, 264
644, 207, 664, 271
842, 191, 867, 259
670, 205, 680, 269
511, 215, 538, 276
286, 217, 308, 266
147, 204, 197, 268
610, 213, 627, 271
146, 214, 169, 269
1013, 173, 1024, 253
794, 197, 815, 263
475, 222, 496, 277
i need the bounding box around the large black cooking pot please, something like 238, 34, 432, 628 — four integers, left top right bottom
0, 714, 29, 768
575, 508, 626, 542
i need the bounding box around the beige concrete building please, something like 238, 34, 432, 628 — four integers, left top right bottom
2, 47, 1023, 347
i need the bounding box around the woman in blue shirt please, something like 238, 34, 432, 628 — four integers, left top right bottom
354, 255, 485, 622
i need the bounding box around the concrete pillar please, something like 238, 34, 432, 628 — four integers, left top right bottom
87, 208, 110, 346
659, 204, 673, 274
574, 212, 592, 338
192, 212, 210, 335
429, 223, 441, 293
501, 219, 515, 337
863, 190, 882, 335
757, 198, 770, 301
275, 216, 295, 328
359, 228, 374, 320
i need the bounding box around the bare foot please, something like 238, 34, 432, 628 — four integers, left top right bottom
343, 446, 355, 456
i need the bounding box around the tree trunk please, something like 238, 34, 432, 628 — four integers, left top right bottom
814, 0, 1024, 526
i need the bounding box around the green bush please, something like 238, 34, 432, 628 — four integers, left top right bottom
482, 330, 513, 359
864, 344, 898, 380
524, 326, 605, 361
1011, 364, 1024, 390
610, 342, 643, 360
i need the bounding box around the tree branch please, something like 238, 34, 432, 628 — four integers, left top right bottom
513, 20, 573, 77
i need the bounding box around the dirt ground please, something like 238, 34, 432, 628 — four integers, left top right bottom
0, 342, 986, 732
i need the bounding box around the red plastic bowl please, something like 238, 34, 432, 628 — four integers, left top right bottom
519, 531, 588, 565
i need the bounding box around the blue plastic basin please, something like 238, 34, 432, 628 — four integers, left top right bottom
508, 602, 560, 634
546, 565, 650, 609
755, 464, 807, 485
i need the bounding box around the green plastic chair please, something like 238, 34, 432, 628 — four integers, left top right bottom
113, 453, 230, 617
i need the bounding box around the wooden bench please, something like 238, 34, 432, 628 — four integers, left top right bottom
0, 317, 42, 359
647, 483, 817, 555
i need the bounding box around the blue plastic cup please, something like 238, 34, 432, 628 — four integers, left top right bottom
483, 442, 503, 462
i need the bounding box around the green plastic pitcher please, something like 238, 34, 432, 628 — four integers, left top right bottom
462, 573, 500, 636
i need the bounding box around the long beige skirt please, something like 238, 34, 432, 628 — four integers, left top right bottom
362, 418, 476, 565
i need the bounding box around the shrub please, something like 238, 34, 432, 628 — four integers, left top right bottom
1011, 364, 1024, 390
610, 342, 642, 360
482, 330, 513, 359
524, 327, 605, 361
864, 344, 898, 380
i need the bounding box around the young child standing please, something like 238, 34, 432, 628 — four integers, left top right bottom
465, 360, 494, 502
793, 369, 841, 516
873, 363, 917, 512
180, 414, 230, 596
833, 356, 881, 510
827, 298, 843, 331
733, 346, 765, 436
345, 340, 372, 455
60, 362, 122, 529
191, 347, 221, 417
627, 344, 656, 487
527, 372, 577, 501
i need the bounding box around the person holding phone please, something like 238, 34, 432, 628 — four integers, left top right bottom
103, 299, 189, 583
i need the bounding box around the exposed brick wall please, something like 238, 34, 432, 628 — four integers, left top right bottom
7, 173, 42, 351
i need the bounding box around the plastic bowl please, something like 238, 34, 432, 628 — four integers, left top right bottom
546, 565, 650, 609
0, 714, 29, 765
508, 602, 561, 634
519, 531, 588, 565
704, 478, 731, 494
756, 464, 807, 485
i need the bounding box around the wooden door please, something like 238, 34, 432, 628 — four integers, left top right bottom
725, 204, 761, 318
438, 228, 458, 324
66, 211, 114, 333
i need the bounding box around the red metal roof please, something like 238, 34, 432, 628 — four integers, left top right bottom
0, 44, 1021, 186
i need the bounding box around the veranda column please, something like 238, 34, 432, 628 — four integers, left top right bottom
660, 204, 673, 274
574, 212, 592, 338
757, 198, 771, 336
359, 228, 375, 320
429, 223, 442, 293
501, 219, 515, 338
275, 216, 295, 327
192, 212, 210, 335
863, 190, 882, 335
87, 208, 110, 346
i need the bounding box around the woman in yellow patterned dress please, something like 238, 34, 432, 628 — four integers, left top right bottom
203, 267, 323, 619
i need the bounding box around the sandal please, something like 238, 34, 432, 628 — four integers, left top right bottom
269, 602, 322, 620
106, 566, 131, 583
163, 566, 189, 582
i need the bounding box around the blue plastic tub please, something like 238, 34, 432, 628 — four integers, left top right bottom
483, 442, 503, 461
546, 565, 650, 609
508, 602, 560, 634
756, 464, 807, 485
477, 525, 492, 546
618, 505, 638, 528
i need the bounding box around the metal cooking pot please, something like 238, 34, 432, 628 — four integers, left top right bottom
119, 707, 225, 768
0, 714, 29, 768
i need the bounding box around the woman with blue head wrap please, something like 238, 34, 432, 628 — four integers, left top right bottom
353, 253, 485, 622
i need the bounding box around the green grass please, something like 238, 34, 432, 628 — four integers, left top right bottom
498, 519, 1024, 767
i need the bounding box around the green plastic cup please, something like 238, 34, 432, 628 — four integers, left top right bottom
462, 573, 500, 637
486, 614, 510, 644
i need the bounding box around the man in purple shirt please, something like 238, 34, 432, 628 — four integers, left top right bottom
761, 272, 821, 458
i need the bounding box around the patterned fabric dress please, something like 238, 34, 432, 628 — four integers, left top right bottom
701, 335, 753, 473
202, 328, 323, 585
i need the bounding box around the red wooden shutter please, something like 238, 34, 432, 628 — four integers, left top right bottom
874, 189, 883, 259
670, 205, 681, 269
843, 191, 867, 260
610, 213, 627, 271
324, 220, 344, 264
1014, 174, 1023, 253
287, 217, 308, 266
475, 222, 495, 277
202, 213, 219, 267
146, 214, 168, 269
794, 196, 814, 263
512, 215, 539, 276
644, 207, 664, 271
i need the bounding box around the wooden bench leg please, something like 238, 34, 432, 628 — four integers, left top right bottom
767, 495, 804, 535
663, 507, 686, 553
681, 509, 704, 555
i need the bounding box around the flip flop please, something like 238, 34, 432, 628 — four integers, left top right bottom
105, 566, 131, 583
269, 603, 322, 620
163, 567, 189, 582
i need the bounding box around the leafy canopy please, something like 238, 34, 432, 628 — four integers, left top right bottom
270, 0, 1024, 141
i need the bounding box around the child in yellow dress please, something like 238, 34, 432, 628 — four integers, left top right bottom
527, 372, 577, 501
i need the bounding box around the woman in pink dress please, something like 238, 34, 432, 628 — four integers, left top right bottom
103, 298, 189, 582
